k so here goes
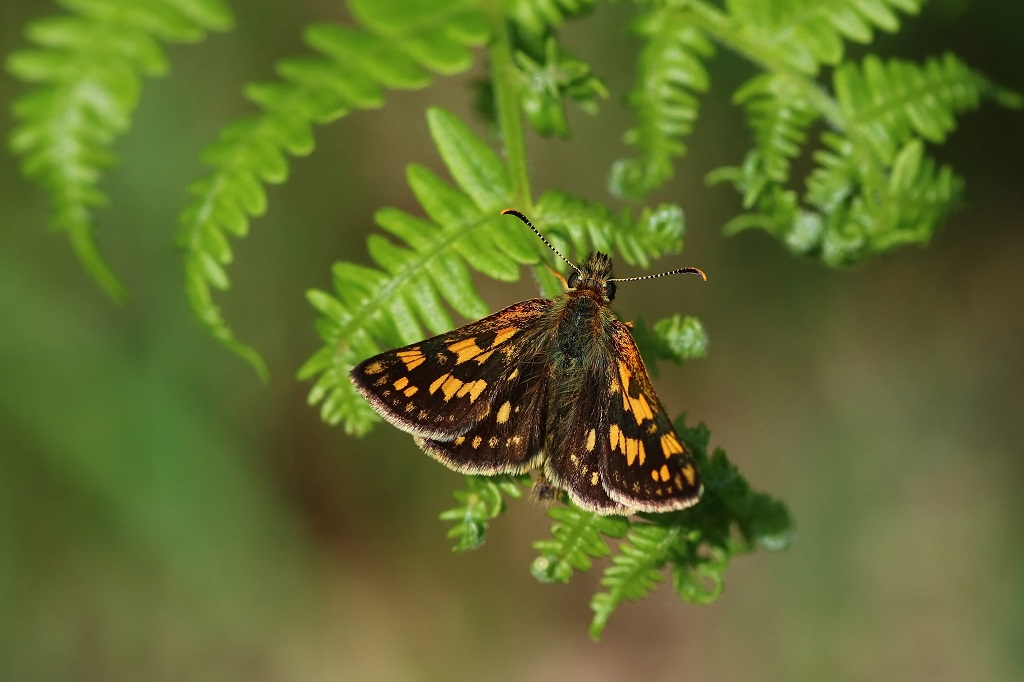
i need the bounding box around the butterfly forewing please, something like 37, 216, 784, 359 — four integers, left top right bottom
350, 299, 551, 441
600, 320, 703, 512
415, 349, 548, 475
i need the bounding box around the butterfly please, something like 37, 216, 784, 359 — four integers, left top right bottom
350, 209, 707, 515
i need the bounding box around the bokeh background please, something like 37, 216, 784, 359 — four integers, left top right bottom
2, 1, 1022, 680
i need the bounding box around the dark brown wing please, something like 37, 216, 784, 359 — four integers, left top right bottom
600, 320, 703, 512
414, 347, 549, 475
538, 294, 633, 515
349, 299, 551, 441
542, 359, 634, 515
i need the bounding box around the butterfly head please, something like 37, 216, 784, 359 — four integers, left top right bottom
568, 252, 617, 301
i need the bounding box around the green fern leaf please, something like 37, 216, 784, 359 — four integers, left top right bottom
718, 52, 1019, 265
440, 475, 528, 552
610, 8, 714, 200
299, 107, 542, 433
531, 506, 630, 584
590, 522, 680, 638
512, 36, 608, 138
8, 0, 232, 301
803, 54, 1011, 264
707, 72, 820, 208
177, 0, 489, 377
835, 53, 1003, 157
508, 0, 600, 37
726, 0, 924, 74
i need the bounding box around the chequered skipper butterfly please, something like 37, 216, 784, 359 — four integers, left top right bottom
350, 209, 706, 514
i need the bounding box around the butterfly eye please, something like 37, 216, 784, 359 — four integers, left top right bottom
605, 281, 617, 300
567, 271, 581, 289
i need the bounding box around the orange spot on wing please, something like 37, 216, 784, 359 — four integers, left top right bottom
441, 376, 463, 401
625, 437, 638, 466
396, 348, 425, 371
633, 394, 653, 423
681, 464, 696, 486
455, 379, 488, 403
492, 327, 519, 347
429, 374, 449, 395
447, 337, 484, 364
609, 424, 622, 453
660, 433, 684, 455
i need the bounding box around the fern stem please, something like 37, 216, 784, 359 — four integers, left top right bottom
486, 4, 533, 211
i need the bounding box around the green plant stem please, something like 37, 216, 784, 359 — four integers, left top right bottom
487, 5, 533, 211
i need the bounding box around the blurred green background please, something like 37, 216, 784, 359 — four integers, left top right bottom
2, 1, 1022, 679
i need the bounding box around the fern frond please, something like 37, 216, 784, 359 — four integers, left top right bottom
717, 52, 1020, 265
709, 72, 820, 207
610, 7, 714, 200
512, 36, 608, 138
531, 507, 630, 584
834, 53, 1002, 156
590, 522, 680, 638
439, 475, 528, 552
177, 0, 489, 377
298, 108, 539, 434
805, 54, 1013, 263
8, 0, 232, 300
725, 0, 924, 74
508, 0, 600, 37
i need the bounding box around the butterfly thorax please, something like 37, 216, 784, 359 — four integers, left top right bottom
549, 252, 619, 381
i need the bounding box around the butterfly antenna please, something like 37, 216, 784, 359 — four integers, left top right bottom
501, 208, 580, 273
609, 266, 707, 283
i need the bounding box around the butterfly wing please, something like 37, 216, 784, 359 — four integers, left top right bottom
414, 347, 549, 475
599, 320, 703, 512
350, 298, 552, 442
542, 359, 634, 515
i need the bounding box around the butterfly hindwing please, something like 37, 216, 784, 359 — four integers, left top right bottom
600, 320, 703, 512
542, 355, 633, 515
350, 299, 552, 441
